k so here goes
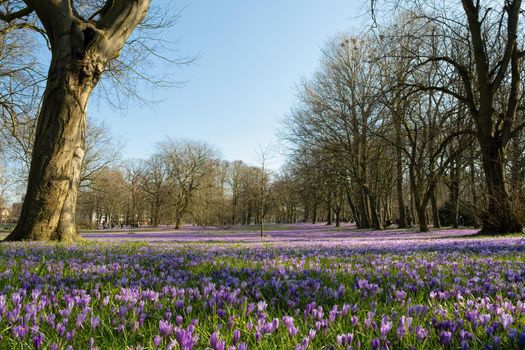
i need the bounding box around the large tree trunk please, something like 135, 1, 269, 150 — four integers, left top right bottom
479, 140, 522, 234
4, 1, 151, 241
6, 53, 95, 241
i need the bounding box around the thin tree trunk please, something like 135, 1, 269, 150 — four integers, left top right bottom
369, 193, 383, 230
416, 203, 429, 232
430, 187, 440, 229
326, 201, 332, 225
451, 160, 461, 228
394, 115, 407, 228
175, 211, 182, 230
357, 190, 370, 228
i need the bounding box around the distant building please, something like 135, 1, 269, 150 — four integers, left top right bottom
0, 207, 9, 223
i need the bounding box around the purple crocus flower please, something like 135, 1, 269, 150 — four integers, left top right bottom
153, 335, 162, 348
518, 332, 525, 349
215, 340, 225, 350
500, 313, 513, 330
91, 316, 101, 329
416, 326, 428, 340
175, 328, 195, 350
380, 316, 392, 339
308, 329, 316, 340
342, 304, 350, 317
395, 290, 407, 302
351, 315, 358, 326
440, 331, 452, 346
175, 299, 185, 310
159, 320, 173, 337
233, 329, 241, 345
33, 333, 44, 350
210, 332, 219, 348
76, 312, 87, 328
13, 324, 28, 339
272, 318, 279, 331
56, 322, 66, 337
66, 330, 75, 343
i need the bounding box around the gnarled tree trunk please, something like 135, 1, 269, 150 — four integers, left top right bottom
6, 51, 96, 241
52, 125, 86, 242
5, 0, 151, 241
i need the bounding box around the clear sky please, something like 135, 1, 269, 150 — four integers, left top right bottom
92, 1, 368, 170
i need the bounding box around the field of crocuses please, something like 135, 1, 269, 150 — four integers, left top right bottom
0, 224, 524, 349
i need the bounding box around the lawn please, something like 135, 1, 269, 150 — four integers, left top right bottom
0, 224, 523, 349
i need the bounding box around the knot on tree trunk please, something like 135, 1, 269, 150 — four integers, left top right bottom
80, 57, 104, 78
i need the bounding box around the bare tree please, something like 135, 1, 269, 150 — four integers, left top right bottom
139, 153, 170, 227
255, 144, 273, 236
161, 139, 218, 229
372, 0, 525, 234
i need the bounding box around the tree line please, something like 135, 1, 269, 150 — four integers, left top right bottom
284, 1, 525, 234
74, 139, 301, 230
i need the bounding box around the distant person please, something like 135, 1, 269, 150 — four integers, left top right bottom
458, 215, 465, 226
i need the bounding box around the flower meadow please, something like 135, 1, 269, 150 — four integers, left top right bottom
0, 225, 524, 349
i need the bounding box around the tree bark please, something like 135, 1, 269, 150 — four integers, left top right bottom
312, 201, 317, 224
52, 128, 86, 242
368, 191, 383, 230
5, 0, 151, 241
394, 114, 407, 228
326, 201, 332, 225
450, 159, 461, 228
430, 187, 440, 229
479, 140, 522, 234
6, 51, 95, 241
462, 0, 522, 234
175, 215, 182, 230
416, 204, 429, 232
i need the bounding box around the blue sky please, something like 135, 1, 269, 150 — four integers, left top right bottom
93, 1, 367, 170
